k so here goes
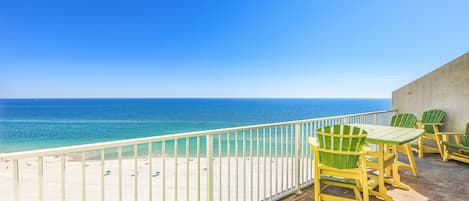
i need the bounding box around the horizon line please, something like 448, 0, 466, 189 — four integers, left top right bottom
0, 97, 392, 99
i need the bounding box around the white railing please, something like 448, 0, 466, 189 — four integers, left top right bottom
0, 110, 394, 201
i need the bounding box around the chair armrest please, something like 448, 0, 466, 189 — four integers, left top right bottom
362, 144, 371, 153
417, 121, 444, 127
438, 132, 463, 146
437, 131, 463, 135
309, 137, 319, 147
422, 123, 444, 126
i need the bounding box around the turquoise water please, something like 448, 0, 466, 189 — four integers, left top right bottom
0, 98, 390, 153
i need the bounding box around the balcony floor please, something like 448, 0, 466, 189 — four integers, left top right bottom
282, 153, 469, 201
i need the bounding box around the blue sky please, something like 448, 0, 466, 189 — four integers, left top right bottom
1, 0, 468, 98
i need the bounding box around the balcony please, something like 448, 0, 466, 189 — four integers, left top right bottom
0, 111, 388, 201
1, 110, 467, 201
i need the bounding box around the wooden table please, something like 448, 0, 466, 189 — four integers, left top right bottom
350, 124, 425, 201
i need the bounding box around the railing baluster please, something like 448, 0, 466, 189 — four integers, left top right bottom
13, 159, 19, 201
275, 126, 278, 198
256, 128, 260, 201
311, 121, 314, 179
243, 130, 246, 201
306, 122, 310, 182
250, 130, 253, 201
310, 121, 314, 180
295, 123, 301, 194
82, 152, 87, 201
149, 142, 153, 201
227, 132, 231, 201
263, 128, 266, 200
269, 127, 272, 200
175, 139, 178, 201
118, 147, 122, 201
163, 141, 166, 201
101, 149, 105, 201
235, 131, 238, 201
197, 137, 200, 201
280, 125, 284, 194
286, 125, 289, 192
291, 125, 294, 191
134, 145, 138, 201
61, 154, 65, 201
207, 135, 214, 201
186, 138, 189, 201
38, 156, 43, 201
219, 134, 222, 201
300, 123, 304, 185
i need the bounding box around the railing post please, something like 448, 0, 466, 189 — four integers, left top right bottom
374, 113, 378, 125
295, 123, 302, 195
343, 117, 348, 125
206, 135, 214, 201
13, 159, 19, 201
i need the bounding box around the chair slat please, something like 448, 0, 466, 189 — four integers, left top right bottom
317, 125, 367, 169
422, 110, 445, 133
391, 113, 417, 128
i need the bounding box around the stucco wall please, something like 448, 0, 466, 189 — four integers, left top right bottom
392, 52, 469, 132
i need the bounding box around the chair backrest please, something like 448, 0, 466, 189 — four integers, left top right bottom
316, 125, 367, 169
422, 109, 445, 133
391, 113, 417, 128
464, 123, 469, 146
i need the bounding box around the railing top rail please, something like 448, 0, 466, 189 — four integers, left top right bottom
0, 110, 395, 160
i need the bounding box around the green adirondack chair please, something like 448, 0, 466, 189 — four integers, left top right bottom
389, 113, 419, 176
442, 123, 469, 164
310, 125, 370, 201
415, 109, 446, 158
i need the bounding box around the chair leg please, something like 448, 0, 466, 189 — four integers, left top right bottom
418, 136, 424, 158
314, 175, 320, 201
453, 135, 463, 153
362, 173, 369, 201
433, 134, 444, 158
442, 135, 449, 162
405, 144, 419, 176
360, 153, 369, 201
352, 185, 363, 201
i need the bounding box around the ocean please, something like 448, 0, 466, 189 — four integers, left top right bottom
0, 98, 391, 153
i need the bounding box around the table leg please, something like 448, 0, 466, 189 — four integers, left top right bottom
388, 145, 410, 190
370, 144, 393, 201
384, 145, 391, 177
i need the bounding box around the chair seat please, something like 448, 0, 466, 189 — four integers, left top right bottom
320, 175, 356, 185
442, 141, 469, 150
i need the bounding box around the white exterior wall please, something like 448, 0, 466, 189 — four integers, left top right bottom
392, 52, 469, 131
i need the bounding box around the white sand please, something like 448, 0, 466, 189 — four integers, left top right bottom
1, 156, 310, 201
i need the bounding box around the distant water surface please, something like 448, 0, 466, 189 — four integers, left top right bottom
0, 98, 390, 152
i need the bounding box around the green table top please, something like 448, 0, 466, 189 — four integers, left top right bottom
350, 124, 425, 145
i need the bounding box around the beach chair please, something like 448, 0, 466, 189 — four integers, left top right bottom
415, 109, 446, 158
310, 125, 369, 201
441, 123, 469, 164
389, 113, 419, 176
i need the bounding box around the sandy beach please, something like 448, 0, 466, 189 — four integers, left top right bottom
1, 155, 305, 201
